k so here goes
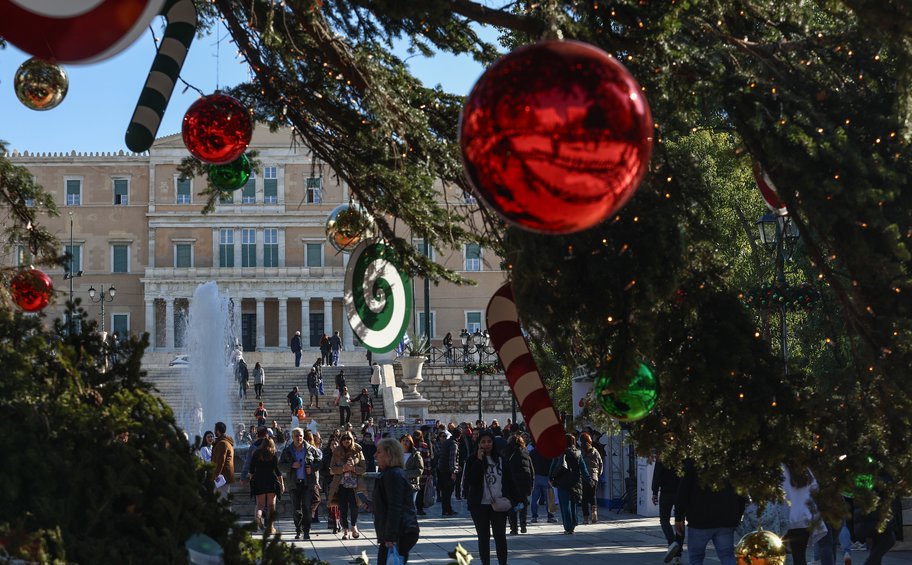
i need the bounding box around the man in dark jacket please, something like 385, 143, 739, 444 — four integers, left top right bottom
360, 432, 378, 472
674, 460, 746, 565
236, 358, 249, 399
652, 458, 683, 563
291, 330, 303, 367
455, 423, 474, 500
549, 433, 589, 535
437, 427, 461, 516
279, 427, 323, 539
506, 433, 534, 534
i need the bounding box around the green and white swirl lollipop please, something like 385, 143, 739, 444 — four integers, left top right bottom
344, 239, 413, 353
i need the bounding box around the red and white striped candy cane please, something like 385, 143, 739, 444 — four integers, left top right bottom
486, 282, 565, 458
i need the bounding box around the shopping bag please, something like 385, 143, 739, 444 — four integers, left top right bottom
547, 487, 556, 514
423, 474, 436, 508
387, 546, 404, 565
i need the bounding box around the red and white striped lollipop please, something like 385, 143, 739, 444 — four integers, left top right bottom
752, 161, 787, 216
486, 282, 565, 458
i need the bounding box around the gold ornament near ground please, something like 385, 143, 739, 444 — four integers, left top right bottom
735, 528, 786, 565
325, 204, 375, 252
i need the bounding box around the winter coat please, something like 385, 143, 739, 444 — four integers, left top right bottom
373, 466, 420, 543
403, 450, 425, 490
550, 446, 589, 502
278, 440, 323, 489
211, 434, 235, 485
464, 454, 519, 510
252, 366, 265, 385
370, 365, 382, 385
651, 460, 681, 496
508, 446, 535, 501
436, 437, 459, 474
674, 460, 746, 529
290, 334, 303, 353
328, 441, 367, 505
582, 445, 603, 486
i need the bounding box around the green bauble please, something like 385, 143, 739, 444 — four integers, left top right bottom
595, 363, 658, 421
207, 154, 251, 192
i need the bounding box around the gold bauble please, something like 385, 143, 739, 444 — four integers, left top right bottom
735, 528, 786, 565
14, 58, 68, 111
325, 203, 375, 252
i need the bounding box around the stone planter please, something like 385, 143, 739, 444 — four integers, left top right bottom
398, 355, 426, 397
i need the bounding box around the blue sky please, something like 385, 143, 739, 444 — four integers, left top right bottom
0, 24, 491, 153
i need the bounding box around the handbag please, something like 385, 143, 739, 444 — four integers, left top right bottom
387, 546, 405, 565
484, 472, 513, 512
423, 474, 436, 507
547, 487, 557, 514
342, 472, 359, 489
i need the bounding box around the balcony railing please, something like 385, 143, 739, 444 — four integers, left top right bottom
143, 266, 347, 279
401, 345, 499, 366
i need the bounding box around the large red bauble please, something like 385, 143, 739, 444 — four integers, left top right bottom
460, 40, 653, 234
182, 94, 253, 165
0, 0, 164, 64
10, 268, 53, 312
752, 161, 787, 215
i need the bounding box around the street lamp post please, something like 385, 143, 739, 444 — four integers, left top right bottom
88, 284, 117, 335
460, 329, 469, 363
62, 212, 83, 334
756, 212, 799, 374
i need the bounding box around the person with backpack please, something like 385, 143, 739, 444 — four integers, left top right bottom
307, 368, 320, 408
287, 386, 304, 416
549, 433, 590, 535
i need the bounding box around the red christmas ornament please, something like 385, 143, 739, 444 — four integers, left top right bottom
0, 0, 164, 64
460, 40, 653, 234
752, 161, 787, 215
182, 93, 252, 165
10, 268, 53, 312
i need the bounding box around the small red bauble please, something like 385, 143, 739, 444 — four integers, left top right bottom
752, 161, 787, 215
182, 93, 252, 165
460, 40, 653, 234
10, 268, 53, 312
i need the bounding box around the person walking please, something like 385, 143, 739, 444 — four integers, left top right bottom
329, 431, 367, 539
352, 387, 373, 423
329, 330, 342, 366
652, 457, 683, 563
251, 362, 265, 400
279, 427, 323, 540
437, 427, 461, 516
236, 357, 249, 400
782, 464, 828, 565
320, 333, 331, 366
322, 437, 342, 534
252, 402, 268, 428
413, 429, 432, 515
506, 433, 534, 535
334, 370, 347, 395
291, 330, 303, 367
287, 386, 303, 416
335, 386, 352, 426
465, 429, 518, 565
579, 432, 603, 525
529, 440, 557, 524
456, 424, 474, 501
549, 433, 589, 535
306, 367, 320, 408
199, 430, 215, 463
370, 362, 382, 397
674, 459, 746, 565
373, 438, 421, 565
248, 437, 284, 534
401, 434, 425, 506
211, 421, 235, 499
443, 332, 454, 364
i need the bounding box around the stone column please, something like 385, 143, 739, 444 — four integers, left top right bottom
323, 297, 333, 336
256, 297, 265, 351
144, 299, 155, 348
165, 298, 174, 350
342, 311, 354, 350
278, 297, 288, 348
301, 296, 311, 345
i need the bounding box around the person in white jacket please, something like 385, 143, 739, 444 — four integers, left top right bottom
782, 464, 828, 565
370, 362, 382, 398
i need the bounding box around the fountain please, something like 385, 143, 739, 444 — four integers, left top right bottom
177, 281, 238, 439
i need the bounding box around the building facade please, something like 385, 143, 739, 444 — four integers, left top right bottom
9, 128, 506, 352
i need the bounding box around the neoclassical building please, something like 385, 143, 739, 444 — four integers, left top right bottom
8, 128, 506, 352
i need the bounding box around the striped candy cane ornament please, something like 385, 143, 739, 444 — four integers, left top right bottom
125, 0, 197, 153
486, 282, 565, 458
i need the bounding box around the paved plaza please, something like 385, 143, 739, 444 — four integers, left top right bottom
256, 500, 912, 564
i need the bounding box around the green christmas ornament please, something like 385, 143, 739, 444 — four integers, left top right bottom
595, 363, 658, 421
207, 153, 251, 192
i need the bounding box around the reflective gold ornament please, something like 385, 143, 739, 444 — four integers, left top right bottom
735, 528, 786, 565
14, 58, 68, 111
325, 204, 375, 252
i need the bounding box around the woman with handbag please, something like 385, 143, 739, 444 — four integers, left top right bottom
465, 429, 517, 565
401, 434, 425, 506
248, 437, 284, 534
373, 438, 421, 565
329, 431, 367, 539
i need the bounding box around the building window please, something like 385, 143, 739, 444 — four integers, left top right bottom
65, 179, 81, 206
112, 244, 129, 273
111, 313, 129, 341
64, 244, 82, 273
416, 239, 436, 262
219, 229, 235, 267
466, 312, 482, 333
113, 178, 129, 205
175, 243, 193, 268
176, 178, 191, 204
464, 243, 482, 271
241, 228, 256, 267
418, 311, 436, 339
263, 228, 279, 267
305, 243, 323, 267
463, 191, 477, 205
306, 176, 322, 204
264, 166, 278, 203
14, 245, 28, 267
241, 173, 256, 204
